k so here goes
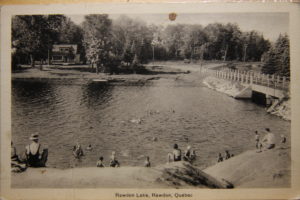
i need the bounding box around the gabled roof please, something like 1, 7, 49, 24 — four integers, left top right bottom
52, 44, 78, 53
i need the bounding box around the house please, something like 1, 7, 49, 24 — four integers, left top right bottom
51, 44, 81, 65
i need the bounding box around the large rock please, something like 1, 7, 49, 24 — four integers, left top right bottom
11, 161, 233, 188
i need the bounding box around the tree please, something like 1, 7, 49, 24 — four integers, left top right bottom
58, 17, 85, 63
162, 24, 186, 59
82, 14, 115, 73
112, 16, 153, 69
12, 15, 67, 68
241, 31, 270, 62
261, 34, 290, 77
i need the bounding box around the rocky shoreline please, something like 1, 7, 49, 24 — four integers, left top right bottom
11, 145, 290, 188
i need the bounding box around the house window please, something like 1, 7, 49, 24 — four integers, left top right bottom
53, 55, 63, 61
60, 47, 69, 52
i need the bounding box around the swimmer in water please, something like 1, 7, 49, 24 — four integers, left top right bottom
86, 144, 93, 151
73, 143, 84, 159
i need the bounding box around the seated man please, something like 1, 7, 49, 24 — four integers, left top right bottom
262, 128, 276, 150
173, 144, 182, 162
25, 133, 48, 167
11, 141, 27, 172
183, 145, 196, 163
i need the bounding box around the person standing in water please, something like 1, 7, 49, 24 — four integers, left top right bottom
109, 151, 120, 167
96, 156, 105, 167
73, 143, 84, 159
25, 133, 48, 167
144, 156, 151, 167
173, 144, 182, 161
217, 153, 223, 162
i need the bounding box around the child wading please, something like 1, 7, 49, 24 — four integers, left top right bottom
144, 156, 151, 167
109, 151, 120, 167
96, 156, 105, 167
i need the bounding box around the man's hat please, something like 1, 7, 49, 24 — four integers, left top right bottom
29, 133, 39, 140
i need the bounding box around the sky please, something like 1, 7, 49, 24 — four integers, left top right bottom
68, 13, 288, 42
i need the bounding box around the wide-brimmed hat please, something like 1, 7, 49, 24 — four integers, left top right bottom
29, 133, 39, 140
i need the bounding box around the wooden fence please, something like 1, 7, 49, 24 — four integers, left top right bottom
201, 68, 290, 91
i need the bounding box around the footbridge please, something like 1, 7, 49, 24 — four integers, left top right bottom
202, 68, 290, 99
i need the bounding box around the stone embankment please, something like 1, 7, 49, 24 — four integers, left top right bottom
203, 76, 291, 120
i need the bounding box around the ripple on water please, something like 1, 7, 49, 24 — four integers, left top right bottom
12, 79, 290, 168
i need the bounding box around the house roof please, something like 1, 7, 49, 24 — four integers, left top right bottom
52, 44, 78, 53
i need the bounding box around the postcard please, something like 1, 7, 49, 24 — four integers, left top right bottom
1, 2, 300, 200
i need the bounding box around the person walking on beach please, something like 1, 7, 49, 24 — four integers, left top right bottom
144, 156, 151, 167
96, 156, 105, 167
173, 144, 182, 162
255, 131, 263, 153
262, 128, 276, 150
25, 133, 48, 167
255, 131, 259, 148
109, 151, 120, 167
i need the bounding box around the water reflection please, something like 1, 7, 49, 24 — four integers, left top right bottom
12, 80, 54, 107
81, 83, 112, 108
12, 79, 290, 169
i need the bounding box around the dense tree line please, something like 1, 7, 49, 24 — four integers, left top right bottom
12, 14, 290, 77
261, 34, 290, 77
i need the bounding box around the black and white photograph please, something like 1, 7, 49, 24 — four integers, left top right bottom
1, 2, 300, 200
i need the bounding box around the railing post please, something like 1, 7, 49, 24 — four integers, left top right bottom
282, 76, 286, 89
267, 75, 270, 87
272, 75, 275, 88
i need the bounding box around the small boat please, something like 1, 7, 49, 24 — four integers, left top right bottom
92, 79, 108, 83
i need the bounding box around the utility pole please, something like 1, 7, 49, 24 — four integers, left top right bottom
243, 44, 248, 62
223, 44, 228, 61
152, 44, 155, 61
48, 49, 50, 67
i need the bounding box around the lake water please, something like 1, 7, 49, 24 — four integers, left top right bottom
12, 76, 290, 169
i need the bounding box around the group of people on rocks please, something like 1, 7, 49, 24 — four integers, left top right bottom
217, 150, 234, 163
167, 144, 196, 163
254, 128, 286, 153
